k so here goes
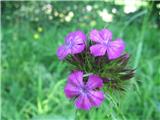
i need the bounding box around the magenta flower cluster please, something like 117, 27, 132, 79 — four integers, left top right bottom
57, 29, 125, 60
57, 29, 126, 110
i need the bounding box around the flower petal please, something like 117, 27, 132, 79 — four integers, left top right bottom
65, 32, 74, 43
64, 83, 80, 99
90, 29, 104, 43
65, 31, 86, 44
71, 44, 85, 54
100, 29, 112, 42
106, 38, 125, 60
88, 91, 104, 107
75, 94, 92, 110
73, 31, 86, 44
67, 71, 84, 87
90, 44, 107, 56
86, 75, 103, 89
56, 45, 70, 60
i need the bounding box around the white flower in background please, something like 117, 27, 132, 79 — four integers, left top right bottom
98, 9, 113, 23
157, 3, 160, 9
65, 11, 74, 22
115, 0, 147, 14
37, 27, 43, 32
42, 4, 52, 14
124, 0, 143, 14
124, 0, 137, 14
48, 15, 53, 20
86, 5, 92, 12
68, 11, 74, 18
65, 16, 71, 22
157, 3, 160, 16
59, 13, 64, 18
54, 11, 59, 17
112, 8, 117, 14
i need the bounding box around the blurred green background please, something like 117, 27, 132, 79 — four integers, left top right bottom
1, 1, 160, 120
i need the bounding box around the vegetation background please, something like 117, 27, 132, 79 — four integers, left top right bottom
1, 1, 160, 120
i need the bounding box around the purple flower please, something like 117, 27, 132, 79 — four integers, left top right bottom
90, 29, 125, 60
57, 31, 86, 60
64, 71, 104, 110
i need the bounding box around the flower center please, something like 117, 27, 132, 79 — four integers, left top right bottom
80, 86, 89, 94
103, 40, 109, 46
65, 41, 73, 49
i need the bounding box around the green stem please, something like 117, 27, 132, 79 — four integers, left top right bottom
105, 94, 126, 120
131, 3, 153, 94
119, 10, 147, 37
83, 73, 93, 77
75, 109, 78, 120
72, 55, 82, 66
37, 77, 43, 114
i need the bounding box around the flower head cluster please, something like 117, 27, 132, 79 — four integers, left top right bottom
57, 29, 134, 110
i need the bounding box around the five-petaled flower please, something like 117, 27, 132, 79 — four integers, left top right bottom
90, 29, 125, 60
64, 71, 104, 110
57, 30, 86, 60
